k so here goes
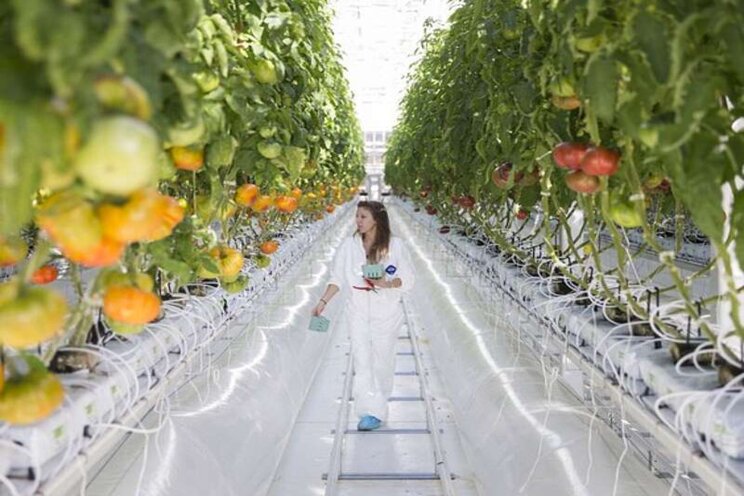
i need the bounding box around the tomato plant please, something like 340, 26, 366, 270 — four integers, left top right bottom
0, 0, 365, 413
385, 0, 744, 369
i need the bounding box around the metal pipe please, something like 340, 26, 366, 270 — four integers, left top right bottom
402, 297, 457, 496
323, 335, 355, 496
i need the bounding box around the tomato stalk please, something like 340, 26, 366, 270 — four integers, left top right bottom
597, 176, 632, 293
18, 239, 51, 287
625, 148, 720, 343
578, 193, 623, 306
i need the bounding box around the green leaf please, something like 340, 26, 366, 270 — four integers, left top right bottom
0, 101, 63, 236
721, 21, 744, 82
616, 96, 643, 139
512, 81, 536, 114
518, 184, 541, 208
206, 136, 237, 169
663, 133, 724, 242
632, 11, 671, 84
587, 0, 602, 24
582, 52, 618, 124
615, 51, 658, 110
155, 256, 193, 284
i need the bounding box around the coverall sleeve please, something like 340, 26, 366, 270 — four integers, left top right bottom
393, 238, 415, 294
327, 238, 348, 290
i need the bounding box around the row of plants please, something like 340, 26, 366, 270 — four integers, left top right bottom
0, 0, 363, 426
386, 0, 744, 376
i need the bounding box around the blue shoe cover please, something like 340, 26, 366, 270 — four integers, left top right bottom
357, 415, 382, 431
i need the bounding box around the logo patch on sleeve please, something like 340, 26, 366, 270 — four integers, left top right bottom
385, 264, 397, 275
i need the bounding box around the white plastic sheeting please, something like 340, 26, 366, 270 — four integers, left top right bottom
78, 214, 354, 496
391, 202, 671, 496
0, 205, 354, 496
21, 197, 722, 496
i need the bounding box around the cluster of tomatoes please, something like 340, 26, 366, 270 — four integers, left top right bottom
418, 186, 477, 216
552, 142, 620, 194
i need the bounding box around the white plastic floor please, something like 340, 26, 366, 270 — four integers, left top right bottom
268, 308, 480, 496
84, 203, 673, 496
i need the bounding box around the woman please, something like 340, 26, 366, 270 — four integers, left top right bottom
312, 201, 415, 431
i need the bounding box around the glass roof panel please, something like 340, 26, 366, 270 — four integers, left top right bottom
331, 0, 453, 133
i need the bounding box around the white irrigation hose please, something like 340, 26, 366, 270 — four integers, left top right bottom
0, 473, 21, 496
400, 197, 738, 492
19, 206, 350, 494
518, 367, 561, 493
86, 344, 140, 412
0, 438, 37, 496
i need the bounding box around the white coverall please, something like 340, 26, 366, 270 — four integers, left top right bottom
328, 234, 416, 422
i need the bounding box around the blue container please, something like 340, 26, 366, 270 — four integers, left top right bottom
308, 315, 330, 333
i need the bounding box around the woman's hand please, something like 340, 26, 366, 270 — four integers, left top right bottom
312, 300, 326, 316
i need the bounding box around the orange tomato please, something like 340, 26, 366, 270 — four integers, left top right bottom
274, 195, 298, 214
31, 265, 58, 284
149, 195, 186, 241
325, 205, 335, 213
37, 191, 124, 267
252, 195, 273, 213
235, 184, 260, 207
62, 236, 125, 268
290, 187, 302, 199
199, 246, 244, 282
99, 189, 185, 243
259, 240, 279, 255
103, 286, 161, 325
36, 190, 103, 253
170, 145, 204, 171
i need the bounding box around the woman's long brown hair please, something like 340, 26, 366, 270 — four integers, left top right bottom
356, 201, 391, 263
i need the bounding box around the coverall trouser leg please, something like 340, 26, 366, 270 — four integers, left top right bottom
350, 306, 405, 422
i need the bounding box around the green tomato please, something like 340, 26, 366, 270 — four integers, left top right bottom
93, 75, 152, 121
608, 195, 644, 228
502, 27, 520, 41
0, 355, 64, 425
0, 286, 68, 348
255, 254, 271, 269
222, 275, 248, 294
258, 141, 282, 159
259, 126, 276, 139
193, 71, 221, 93
167, 115, 206, 147
638, 126, 659, 148
74, 116, 159, 197
643, 174, 664, 190
251, 59, 279, 85
549, 78, 576, 98
574, 34, 605, 53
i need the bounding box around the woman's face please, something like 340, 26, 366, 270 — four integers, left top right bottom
356, 207, 376, 235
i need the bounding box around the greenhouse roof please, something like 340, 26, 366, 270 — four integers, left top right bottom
331, 0, 452, 132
